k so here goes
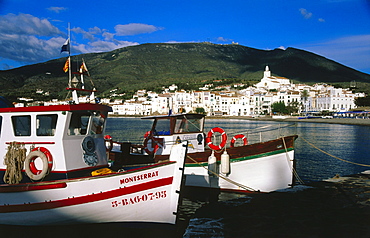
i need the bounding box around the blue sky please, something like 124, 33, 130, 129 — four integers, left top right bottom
0, 0, 369, 74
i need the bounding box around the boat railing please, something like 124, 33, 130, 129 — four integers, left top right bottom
108, 122, 297, 152
202, 122, 297, 146
232, 122, 297, 144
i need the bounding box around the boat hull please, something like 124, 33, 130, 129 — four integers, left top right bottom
156, 135, 297, 193
185, 150, 294, 192
0, 142, 187, 226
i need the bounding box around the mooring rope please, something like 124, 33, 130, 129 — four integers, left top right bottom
3, 142, 27, 184
301, 136, 370, 168
281, 137, 305, 184
186, 155, 259, 192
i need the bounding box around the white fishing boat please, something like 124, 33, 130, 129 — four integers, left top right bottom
0, 38, 188, 226
108, 113, 297, 193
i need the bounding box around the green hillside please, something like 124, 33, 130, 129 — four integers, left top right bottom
0, 42, 369, 101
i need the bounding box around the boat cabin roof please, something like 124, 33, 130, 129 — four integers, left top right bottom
0, 103, 112, 113
141, 113, 205, 120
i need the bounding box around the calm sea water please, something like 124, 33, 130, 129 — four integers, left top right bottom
2, 118, 369, 237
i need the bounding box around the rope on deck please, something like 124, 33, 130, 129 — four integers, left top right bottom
3, 142, 27, 184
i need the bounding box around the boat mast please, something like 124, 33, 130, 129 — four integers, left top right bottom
67, 23, 72, 88
67, 23, 79, 104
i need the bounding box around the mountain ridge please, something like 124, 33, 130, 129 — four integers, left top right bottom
0, 43, 369, 101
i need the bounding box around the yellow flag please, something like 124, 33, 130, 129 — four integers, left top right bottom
63, 58, 69, 73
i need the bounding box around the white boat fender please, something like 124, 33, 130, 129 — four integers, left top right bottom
104, 135, 113, 152
221, 149, 230, 175
25, 147, 53, 181
207, 151, 217, 176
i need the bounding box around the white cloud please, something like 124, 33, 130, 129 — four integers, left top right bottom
318, 18, 325, 22
0, 13, 159, 68
115, 23, 163, 36
103, 32, 115, 41
47, 7, 67, 13
216, 37, 232, 42
0, 14, 65, 63
0, 33, 66, 62
72, 27, 97, 41
87, 40, 139, 52
0, 13, 62, 36
299, 8, 313, 19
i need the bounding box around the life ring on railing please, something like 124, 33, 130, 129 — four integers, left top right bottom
143, 135, 159, 154
25, 147, 53, 181
230, 134, 248, 147
206, 127, 227, 151
143, 131, 151, 138
104, 135, 113, 152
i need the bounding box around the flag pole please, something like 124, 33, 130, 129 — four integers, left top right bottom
68, 22, 72, 88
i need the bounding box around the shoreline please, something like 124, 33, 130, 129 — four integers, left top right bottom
208, 116, 370, 126
108, 114, 370, 126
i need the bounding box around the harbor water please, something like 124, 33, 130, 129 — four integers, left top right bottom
1, 118, 369, 237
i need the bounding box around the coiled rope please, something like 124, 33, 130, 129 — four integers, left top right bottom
301, 136, 370, 167
3, 142, 27, 184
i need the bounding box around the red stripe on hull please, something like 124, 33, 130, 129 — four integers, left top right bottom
0, 182, 67, 193
0, 176, 173, 213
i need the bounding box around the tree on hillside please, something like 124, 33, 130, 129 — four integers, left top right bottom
286, 101, 300, 114
301, 90, 309, 112
195, 107, 206, 114
271, 101, 288, 115
355, 97, 370, 107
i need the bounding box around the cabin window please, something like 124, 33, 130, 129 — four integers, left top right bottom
12, 115, 31, 136
154, 119, 171, 135
175, 117, 203, 133
90, 111, 105, 135
36, 115, 58, 136
68, 112, 90, 136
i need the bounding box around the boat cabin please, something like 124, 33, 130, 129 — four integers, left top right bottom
142, 113, 205, 155
0, 103, 112, 184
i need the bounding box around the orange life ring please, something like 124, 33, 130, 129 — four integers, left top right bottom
206, 127, 227, 151
104, 135, 113, 152
25, 147, 53, 181
143, 133, 159, 154
230, 134, 248, 147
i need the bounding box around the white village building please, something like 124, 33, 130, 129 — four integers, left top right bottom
108, 66, 364, 116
